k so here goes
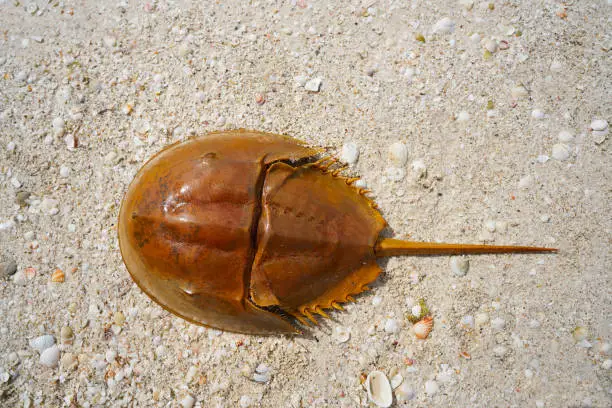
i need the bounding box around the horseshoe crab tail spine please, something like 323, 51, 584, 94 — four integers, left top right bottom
374, 238, 557, 257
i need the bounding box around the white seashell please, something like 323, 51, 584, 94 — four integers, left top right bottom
551, 143, 571, 161
456, 111, 470, 122
461, 315, 475, 329
531, 109, 545, 119
390, 373, 403, 389
511, 85, 529, 99
590, 119, 608, 131
602, 360, 612, 370
332, 326, 351, 344
371, 295, 382, 306
239, 395, 253, 408
405, 297, 416, 309
459, 0, 474, 11
29, 335, 56, 352
475, 312, 489, 326
411, 304, 422, 319
365, 371, 393, 408
558, 130, 574, 142
340, 142, 359, 165
432, 17, 455, 34
179, 394, 196, 408
411, 159, 427, 179
388, 142, 408, 166
304, 77, 322, 92
384, 167, 406, 182
354, 179, 367, 189
424, 379, 439, 396
493, 345, 508, 358
491, 317, 506, 330
253, 363, 271, 383
413, 316, 433, 339
395, 382, 416, 401
484, 39, 498, 53
384, 319, 400, 334
450, 256, 469, 277
40, 345, 60, 367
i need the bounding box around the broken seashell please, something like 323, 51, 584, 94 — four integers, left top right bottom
413, 316, 433, 340
390, 373, 404, 389
51, 268, 65, 282
395, 381, 416, 401
365, 370, 393, 408
332, 326, 351, 344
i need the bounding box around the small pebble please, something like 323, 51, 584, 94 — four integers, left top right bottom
602, 360, 612, 370
40, 345, 60, 367
540, 214, 550, 223
6, 141, 16, 151
11, 177, 22, 188
432, 18, 455, 34
450, 257, 469, 277
340, 142, 359, 165
388, 142, 408, 166
551, 143, 571, 161
0, 259, 18, 278
424, 380, 439, 396
491, 317, 506, 330
255, 93, 265, 105
524, 368, 534, 379
304, 78, 322, 92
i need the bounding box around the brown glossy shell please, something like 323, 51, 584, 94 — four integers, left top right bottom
118, 130, 385, 334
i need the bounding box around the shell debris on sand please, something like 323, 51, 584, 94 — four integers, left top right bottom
365, 370, 393, 408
